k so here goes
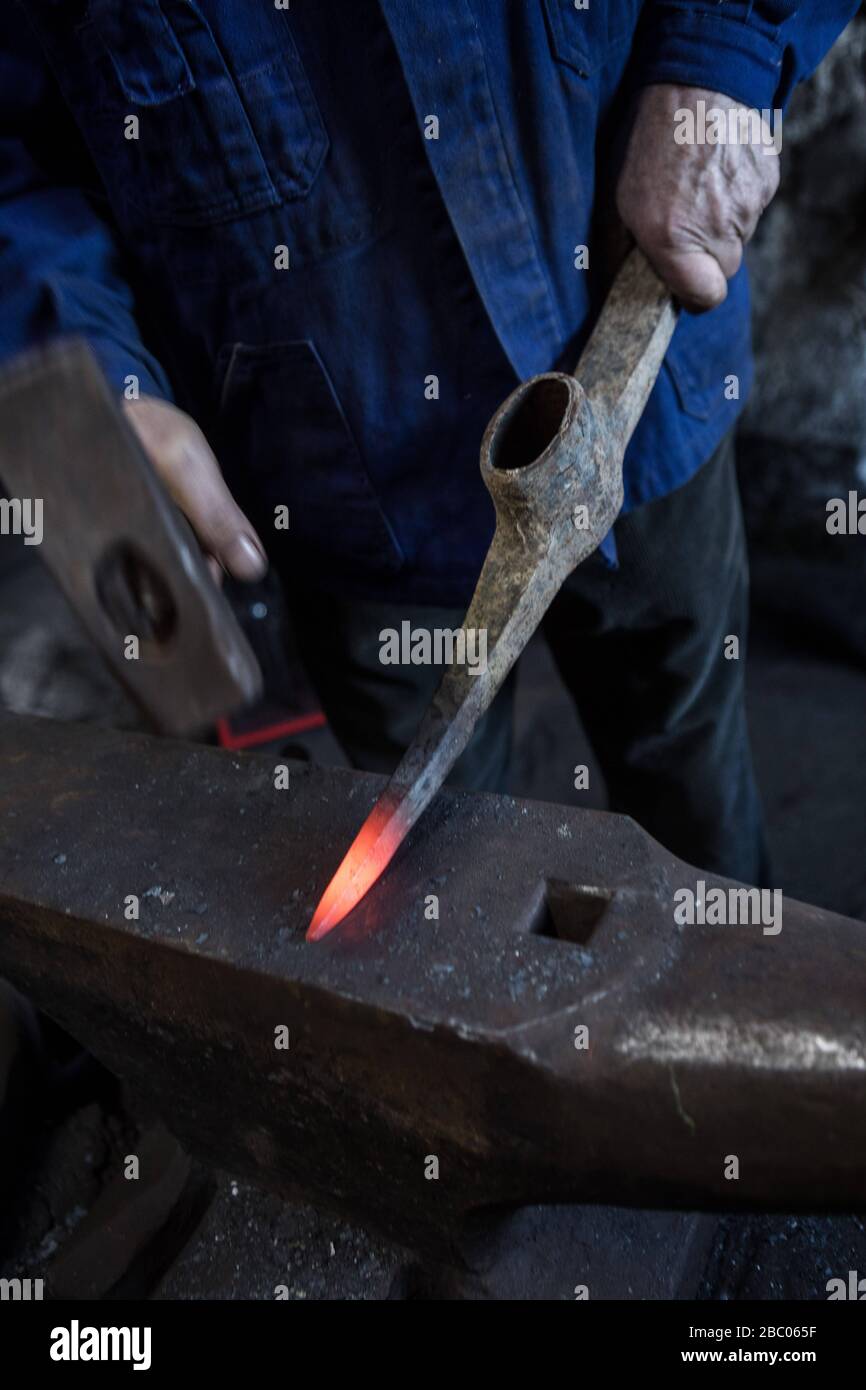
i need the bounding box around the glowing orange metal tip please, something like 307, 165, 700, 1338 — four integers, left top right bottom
307, 799, 407, 939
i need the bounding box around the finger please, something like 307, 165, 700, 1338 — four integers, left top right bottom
174, 434, 268, 581
643, 243, 733, 313
711, 234, 744, 281
125, 402, 268, 582
205, 554, 225, 587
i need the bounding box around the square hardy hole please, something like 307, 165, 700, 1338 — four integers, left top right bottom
530, 879, 615, 945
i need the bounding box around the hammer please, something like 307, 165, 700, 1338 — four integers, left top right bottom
0, 340, 261, 733
309, 248, 678, 938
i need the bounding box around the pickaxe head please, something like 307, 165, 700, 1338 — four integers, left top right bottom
309, 250, 678, 939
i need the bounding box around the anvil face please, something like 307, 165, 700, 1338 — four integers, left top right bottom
0, 713, 864, 1254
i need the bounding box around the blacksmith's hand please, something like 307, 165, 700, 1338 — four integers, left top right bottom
124, 396, 268, 586
616, 84, 780, 313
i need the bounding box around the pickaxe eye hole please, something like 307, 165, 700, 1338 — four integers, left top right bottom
94, 541, 178, 648
490, 376, 571, 472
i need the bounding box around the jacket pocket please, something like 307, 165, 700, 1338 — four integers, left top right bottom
215, 341, 405, 578
24, 0, 328, 226
542, 0, 641, 77
665, 308, 752, 422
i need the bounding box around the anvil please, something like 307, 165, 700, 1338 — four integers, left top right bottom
0, 712, 864, 1255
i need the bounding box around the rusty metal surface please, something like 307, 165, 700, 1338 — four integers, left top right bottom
309, 248, 678, 935
1, 713, 864, 1252
0, 340, 261, 734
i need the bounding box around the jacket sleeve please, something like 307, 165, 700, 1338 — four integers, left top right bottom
634, 1, 861, 111
0, 14, 172, 399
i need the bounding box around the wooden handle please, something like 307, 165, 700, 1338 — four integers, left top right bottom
574, 246, 678, 451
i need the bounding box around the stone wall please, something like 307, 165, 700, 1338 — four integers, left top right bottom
740, 8, 866, 660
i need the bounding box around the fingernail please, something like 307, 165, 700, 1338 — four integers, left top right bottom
226, 534, 267, 581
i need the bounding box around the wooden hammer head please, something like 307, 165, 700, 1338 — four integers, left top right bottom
0, 339, 261, 733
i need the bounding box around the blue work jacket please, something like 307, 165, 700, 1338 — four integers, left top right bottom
0, 1, 857, 602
